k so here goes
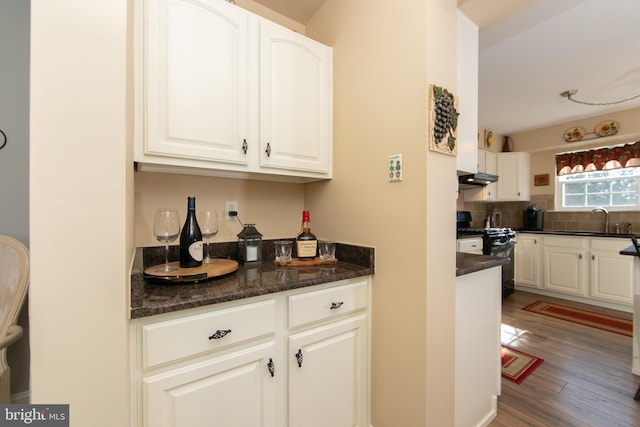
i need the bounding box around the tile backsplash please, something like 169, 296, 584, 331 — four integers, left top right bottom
457, 193, 640, 233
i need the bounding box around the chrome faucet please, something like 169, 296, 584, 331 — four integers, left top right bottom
591, 207, 609, 233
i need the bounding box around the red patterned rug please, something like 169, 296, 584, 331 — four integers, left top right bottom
501, 345, 544, 384
523, 300, 632, 337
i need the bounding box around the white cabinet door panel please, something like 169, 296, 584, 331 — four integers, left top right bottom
515, 234, 540, 287
141, 0, 251, 165
259, 20, 331, 174
288, 314, 367, 427
590, 249, 634, 304
144, 342, 277, 427
543, 246, 586, 296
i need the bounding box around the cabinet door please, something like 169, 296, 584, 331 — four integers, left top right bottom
289, 314, 368, 427
496, 153, 530, 201
143, 342, 278, 427
543, 246, 586, 296
259, 19, 332, 175
138, 0, 251, 166
590, 248, 634, 305
515, 234, 540, 287
496, 153, 519, 200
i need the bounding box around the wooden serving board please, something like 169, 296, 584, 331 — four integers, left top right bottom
274, 257, 338, 267
144, 259, 239, 282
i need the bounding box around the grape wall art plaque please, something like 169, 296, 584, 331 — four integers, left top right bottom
429, 84, 458, 156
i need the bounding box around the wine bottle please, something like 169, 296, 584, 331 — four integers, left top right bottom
180, 196, 203, 268
296, 210, 317, 259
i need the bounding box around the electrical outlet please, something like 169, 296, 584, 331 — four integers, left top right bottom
225, 201, 238, 220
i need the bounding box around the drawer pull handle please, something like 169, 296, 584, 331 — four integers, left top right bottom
267, 358, 275, 377
330, 301, 344, 310
265, 143, 272, 157
295, 349, 303, 368
208, 329, 231, 340
242, 139, 248, 154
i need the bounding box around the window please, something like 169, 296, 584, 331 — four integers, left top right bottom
555, 167, 640, 211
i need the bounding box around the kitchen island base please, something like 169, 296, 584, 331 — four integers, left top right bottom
455, 266, 502, 427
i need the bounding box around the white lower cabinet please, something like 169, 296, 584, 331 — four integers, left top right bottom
542, 236, 587, 297
589, 238, 635, 305
456, 237, 483, 255
144, 342, 278, 427
515, 234, 634, 311
288, 315, 368, 427
514, 233, 541, 288
130, 277, 371, 427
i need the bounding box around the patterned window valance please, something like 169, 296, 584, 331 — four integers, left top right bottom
555, 141, 640, 176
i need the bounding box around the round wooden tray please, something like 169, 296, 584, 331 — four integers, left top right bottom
273, 257, 338, 267
144, 259, 238, 283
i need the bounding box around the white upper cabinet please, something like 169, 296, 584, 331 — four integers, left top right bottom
496, 152, 530, 201
455, 10, 479, 175
135, 0, 332, 182
259, 19, 332, 175
137, 0, 252, 166
463, 149, 496, 202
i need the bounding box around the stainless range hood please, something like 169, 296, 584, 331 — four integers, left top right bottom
458, 172, 498, 189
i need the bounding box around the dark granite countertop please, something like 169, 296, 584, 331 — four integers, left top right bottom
620, 245, 638, 256
456, 252, 510, 277
130, 240, 374, 319
516, 229, 639, 239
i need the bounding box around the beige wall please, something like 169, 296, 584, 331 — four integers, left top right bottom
460, 107, 640, 230
31, 0, 459, 425
30, 0, 132, 424
134, 173, 305, 246
305, 0, 458, 425
513, 107, 640, 197
235, 0, 305, 32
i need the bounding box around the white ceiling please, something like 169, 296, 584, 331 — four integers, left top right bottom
254, 0, 640, 135
468, 0, 640, 135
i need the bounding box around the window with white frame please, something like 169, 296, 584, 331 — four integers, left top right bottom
554, 141, 640, 211
555, 167, 640, 211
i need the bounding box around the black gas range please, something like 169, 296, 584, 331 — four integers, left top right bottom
456, 211, 516, 299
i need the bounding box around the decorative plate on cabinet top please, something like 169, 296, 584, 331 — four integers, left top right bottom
564, 126, 586, 142
595, 120, 619, 137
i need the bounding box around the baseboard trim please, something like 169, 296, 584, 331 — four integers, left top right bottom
11, 390, 30, 404
513, 285, 632, 313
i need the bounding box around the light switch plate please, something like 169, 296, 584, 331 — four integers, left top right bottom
389, 154, 402, 182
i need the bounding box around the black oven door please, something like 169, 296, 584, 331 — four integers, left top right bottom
490, 241, 515, 299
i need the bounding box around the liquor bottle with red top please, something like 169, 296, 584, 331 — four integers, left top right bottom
296, 210, 317, 259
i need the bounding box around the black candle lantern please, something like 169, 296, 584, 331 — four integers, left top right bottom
237, 224, 263, 264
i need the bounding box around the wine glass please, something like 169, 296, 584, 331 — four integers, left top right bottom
199, 211, 219, 264
153, 210, 180, 273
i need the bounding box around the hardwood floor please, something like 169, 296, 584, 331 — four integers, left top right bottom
490, 291, 640, 427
